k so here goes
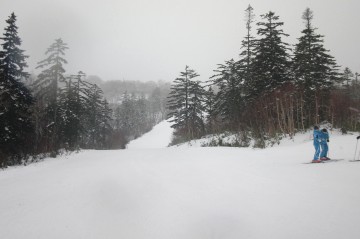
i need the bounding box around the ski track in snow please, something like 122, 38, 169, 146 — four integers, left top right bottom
1, 121, 360, 239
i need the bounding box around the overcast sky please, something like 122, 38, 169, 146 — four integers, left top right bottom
1, 0, 359, 82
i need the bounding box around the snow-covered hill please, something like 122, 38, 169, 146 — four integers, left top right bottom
126, 119, 174, 149
1, 121, 360, 239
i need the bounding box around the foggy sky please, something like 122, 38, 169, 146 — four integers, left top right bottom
1, 0, 359, 82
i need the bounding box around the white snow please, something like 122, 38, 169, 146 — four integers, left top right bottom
126, 119, 174, 149
1, 121, 360, 239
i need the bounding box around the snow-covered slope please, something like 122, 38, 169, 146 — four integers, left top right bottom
127, 119, 174, 149
1, 123, 360, 239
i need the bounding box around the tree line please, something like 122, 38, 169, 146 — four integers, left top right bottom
0, 13, 168, 167
167, 6, 360, 147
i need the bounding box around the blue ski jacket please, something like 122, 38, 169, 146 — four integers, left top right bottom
313, 129, 321, 146
320, 131, 329, 144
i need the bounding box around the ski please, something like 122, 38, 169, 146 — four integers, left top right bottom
303, 159, 344, 164
322, 159, 344, 163
349, 160, 360, 162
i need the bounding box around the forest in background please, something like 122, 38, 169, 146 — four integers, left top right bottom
167, 6, 360, 147
1, 6, 360, 167
0, 13, 169, 167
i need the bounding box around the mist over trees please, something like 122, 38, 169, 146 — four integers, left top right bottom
0, 13, 169, 167
1, 6, 359, 166
167, 6, 360, 146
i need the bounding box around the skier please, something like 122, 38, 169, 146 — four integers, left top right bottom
320, 128, 330, 161
312, 126, 322, 163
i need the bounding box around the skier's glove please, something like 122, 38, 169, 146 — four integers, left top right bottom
357, 136, 360, 140
327, 139, 329, 142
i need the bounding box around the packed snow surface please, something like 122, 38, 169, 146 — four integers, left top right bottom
1, 121, 360, 239
127, 119, 173, 149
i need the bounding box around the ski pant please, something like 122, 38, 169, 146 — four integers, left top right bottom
314, 143, 321, 160
320, 143, 328, 158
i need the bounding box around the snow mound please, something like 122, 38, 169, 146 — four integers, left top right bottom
126, 119, 174, 149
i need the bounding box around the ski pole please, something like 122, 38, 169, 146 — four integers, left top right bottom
354, 137, 359, 161
357, 136, 360, 161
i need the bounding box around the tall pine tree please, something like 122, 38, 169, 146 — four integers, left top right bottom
293, 8, 338, 125
210, 59, 243, 130
240, 4, 256, 99
250, 11, 292, 100
33, 38, 68, 154
0, 13, 33, 165
204, 86, 217, 134
167, 66, 204, 141
187, 79, 206, 138
58, 71, 87, 150
82, 83, 113, 148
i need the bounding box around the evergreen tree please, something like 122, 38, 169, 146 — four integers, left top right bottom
204, 86, 217, 134
187, 79, 206, 138
149, 87, 166, 122
34, 39, 68, 102
58, 71, 87, 149
112, 104, 127, 149
0, 13, 33, 165
240, 4, 256, 97
345, 69, 360, 101
208, 5, 255, 134
82, 83, 113, 148
114, 104, 122, 130
113, 92, 159, 143
97, 99, 113, 149
167, 66, 203, 140
116, 92, 136, 139
342, 67, 354, 87
135, 94, 152, 136
242, 5, 256, 70
58, 77, 77, 149
250, 11, 292, 99
293, 8, 338, 125
32, 38, 68, 154
210, 59, 243, 129
351, 72, 360, 100
84, 83, 103, 147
